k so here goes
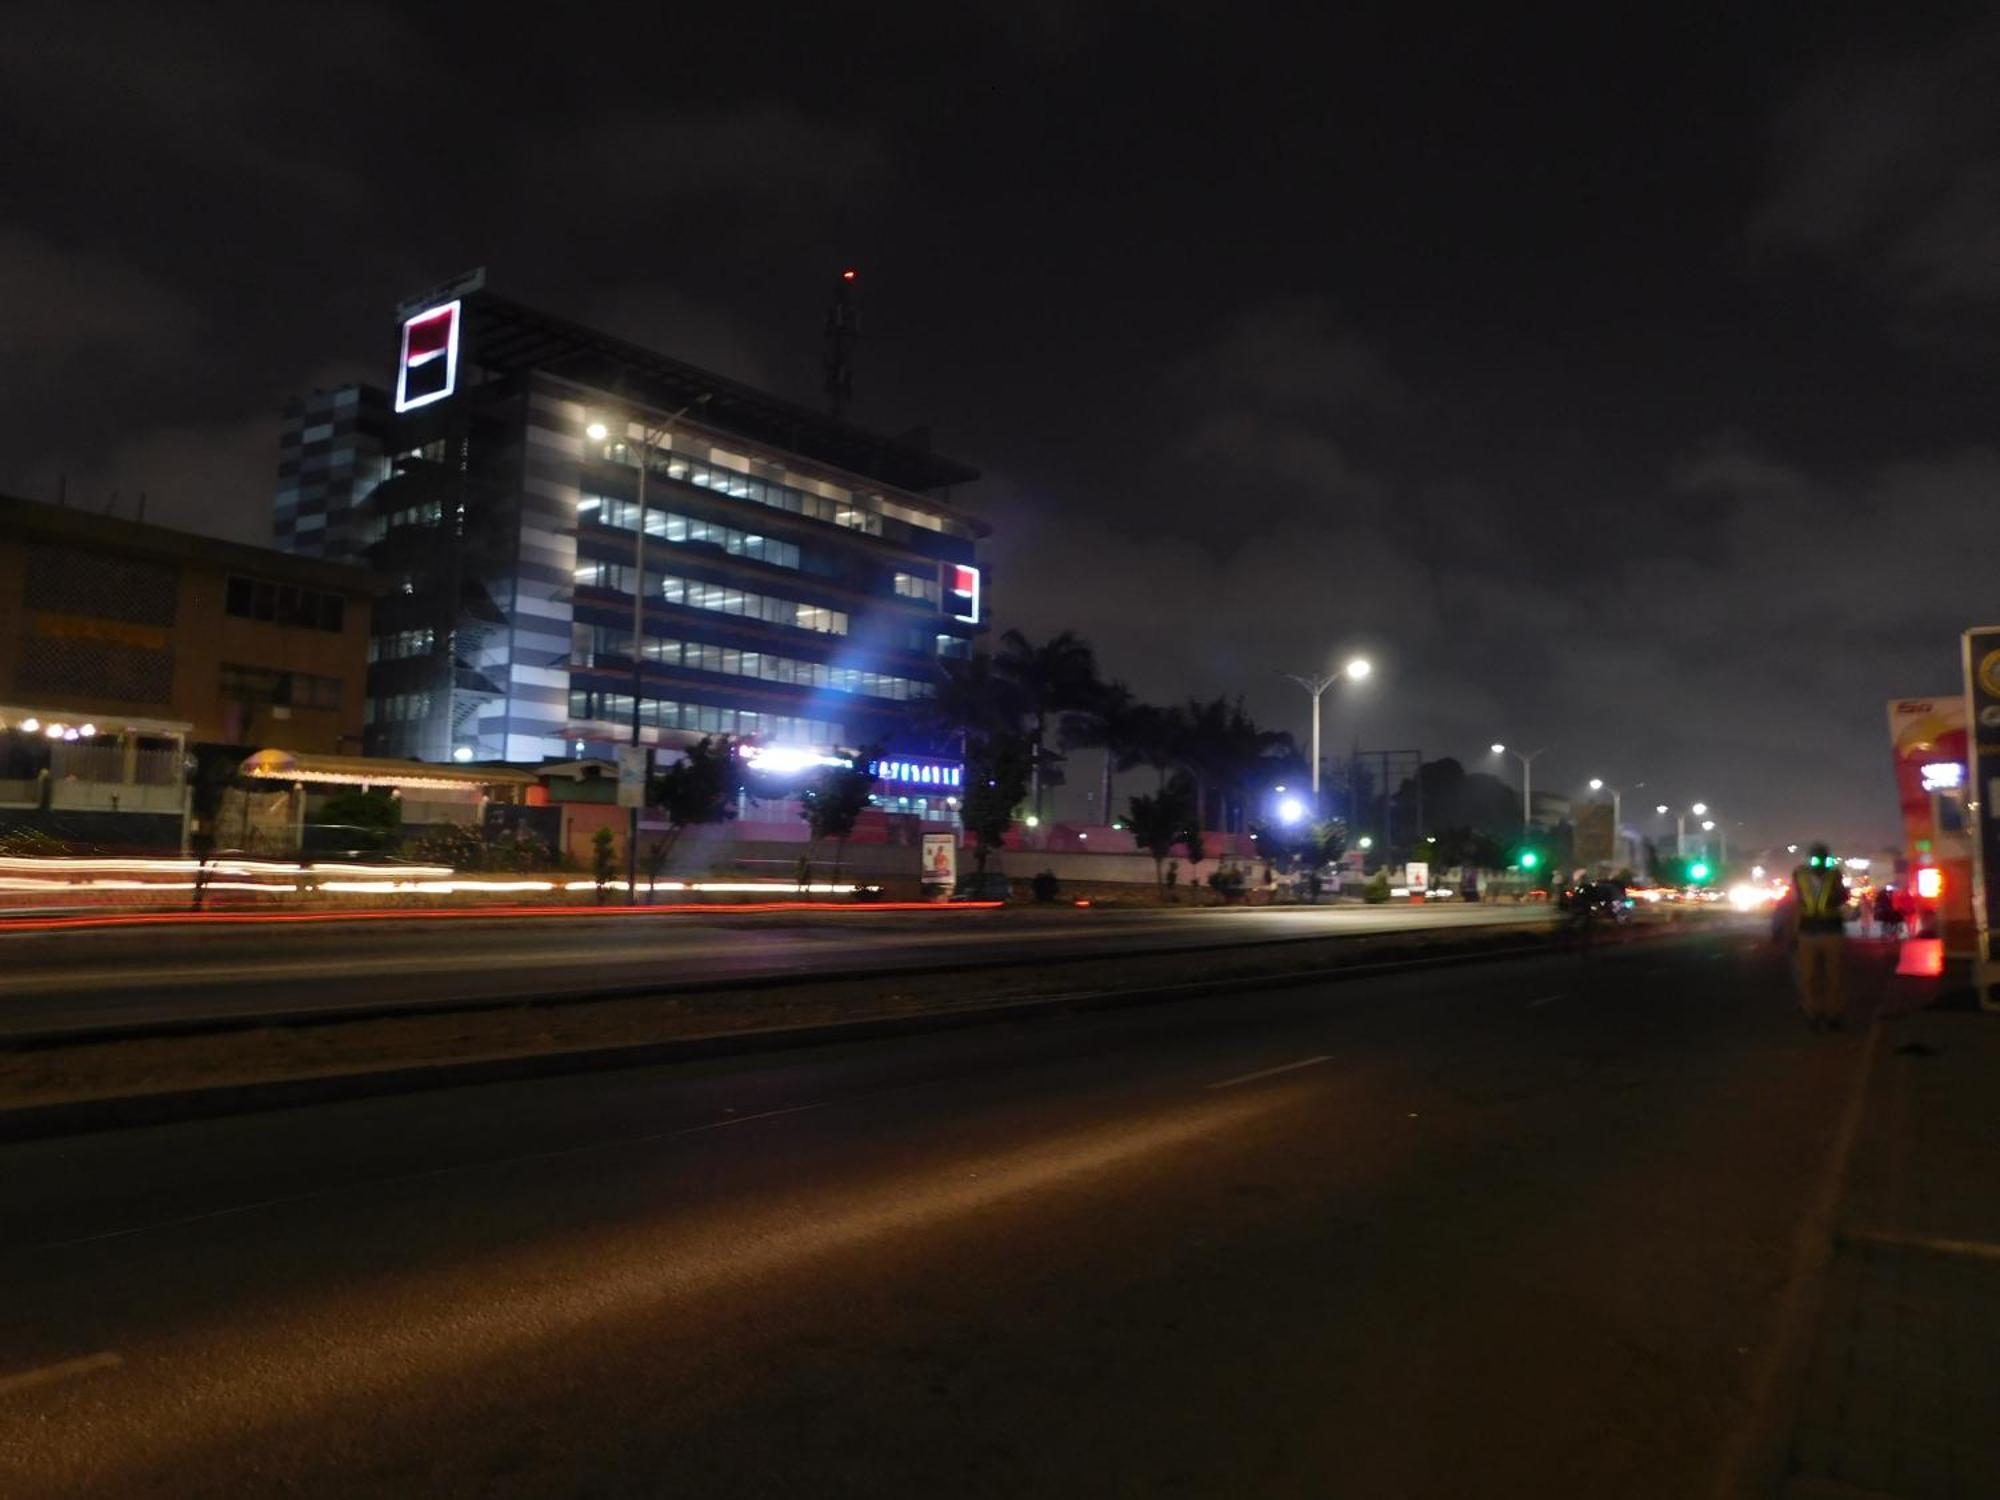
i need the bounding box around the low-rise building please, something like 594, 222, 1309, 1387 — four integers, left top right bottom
0, 493, 381, 845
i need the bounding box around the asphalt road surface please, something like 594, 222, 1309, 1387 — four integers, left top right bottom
0, 901, 1551, 1038
0, 923, 1879, 1497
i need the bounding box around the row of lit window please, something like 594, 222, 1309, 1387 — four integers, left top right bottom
572, 626, 929, 701
366, 691, 433, 724
567, 690, 844, 745
572, 561, 849, 636
579, 498, 803, 571
893, 571, 942, 606
595, 438, 954, 538
368, 627, 437, 662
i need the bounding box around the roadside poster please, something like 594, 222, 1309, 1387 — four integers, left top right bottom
921, 831, 957, 888
615, 745, 648, 809
1404, 861, 1429, 892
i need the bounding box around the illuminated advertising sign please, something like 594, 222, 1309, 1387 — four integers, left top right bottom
948, 564, 981, 624
869, 757, 963, 790
394, 300, 461, 412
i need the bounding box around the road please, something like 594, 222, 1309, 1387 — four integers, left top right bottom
0, 900, 1550, 1038
0, 924, 1883, 1497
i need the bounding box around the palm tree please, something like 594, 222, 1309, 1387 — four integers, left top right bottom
995, 628, 1101, 821
922, 651, 1021, 755
1059, 679, 1154, 825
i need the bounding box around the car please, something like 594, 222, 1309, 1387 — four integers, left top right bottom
951, 872, 1013, 902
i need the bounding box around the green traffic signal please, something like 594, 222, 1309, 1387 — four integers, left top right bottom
1519, 850, 1540, 870
1689, 861, 1711, 882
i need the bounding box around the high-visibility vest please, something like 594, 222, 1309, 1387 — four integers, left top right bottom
1794, 867, 1844, 920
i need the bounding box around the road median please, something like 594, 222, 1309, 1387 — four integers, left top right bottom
0, 913, 1702, 1143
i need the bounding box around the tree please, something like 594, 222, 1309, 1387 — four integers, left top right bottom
923, 651, 1022, 752
995, 628, 1101, 821
961, 732, 1033, 873
1126, 774, 1197, 895
1059, 679, 1154, 825
316, 786, 401, 853
641, 736, 738, 901
800, 746, 880, 891
590, 825, 617, 902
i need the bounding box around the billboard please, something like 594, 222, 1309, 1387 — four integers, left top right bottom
394, 300, 462, 412
921, 831, 957, 889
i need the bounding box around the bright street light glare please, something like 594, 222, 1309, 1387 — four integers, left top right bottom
1655, 804, 1669, 815
1701, 819, 1715, 832
585, 421, 609, 441
1358, 835, 1374, 849
1490, 742, 1506, 755
1343, 657, 1372, 681
1588, 778, 1604, 791
1691, 801, 1708, 816
1276, 795, 1306, 826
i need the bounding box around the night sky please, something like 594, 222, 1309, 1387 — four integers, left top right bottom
6, 3, 2000, 850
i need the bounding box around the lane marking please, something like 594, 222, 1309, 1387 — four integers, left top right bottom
0, 1351, 122, 1399
1526, 993, 1566, 1008
1843, 1228, 2000, 1263
1206, 1055, 1332, 1090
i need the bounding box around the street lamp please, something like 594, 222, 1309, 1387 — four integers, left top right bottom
1281, 655, 1371, 806
589, 394, 711, 903
1489, 742, 1545, 828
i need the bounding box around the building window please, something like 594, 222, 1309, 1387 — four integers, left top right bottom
225, 575, 347, 632
567, 689, 844, 746
368, 626, 436, 662
572, 626, 928, 700
221, 664, 343, 710
894, 571, 942, 606
575, 561, 849, 636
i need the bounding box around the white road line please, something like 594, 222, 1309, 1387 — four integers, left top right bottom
1526, 993, 1566, 1008
1843, 1228, 2000, 1263
0, 1351, 123, 1399
1206, 1055, 1332, 1090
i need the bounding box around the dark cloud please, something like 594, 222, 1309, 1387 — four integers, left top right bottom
1753, 15, 2000, 310
3, 5, 1994, 854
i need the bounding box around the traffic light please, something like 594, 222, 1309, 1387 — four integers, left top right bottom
1518, 849, 1540, 871
1688, 860, 1711, 883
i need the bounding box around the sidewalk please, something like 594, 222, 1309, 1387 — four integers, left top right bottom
1783, 993, 2000, 1498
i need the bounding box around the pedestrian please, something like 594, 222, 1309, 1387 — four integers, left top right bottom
1789, 842, 1850, 1031
1873, 886, 1899, 939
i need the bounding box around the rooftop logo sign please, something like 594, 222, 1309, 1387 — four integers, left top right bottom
394, 300, 461, 412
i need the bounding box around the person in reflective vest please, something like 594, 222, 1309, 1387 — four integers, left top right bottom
1790, 843, 1850, 1030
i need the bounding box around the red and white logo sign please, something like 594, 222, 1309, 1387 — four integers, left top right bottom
395, 300, 461, 412
949, 563, 981, 624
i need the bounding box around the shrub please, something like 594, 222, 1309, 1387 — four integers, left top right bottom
409, 824, 485, 870
1362, 870, 1392, 904
1208, 865, 1247, 901
0, 827, 70, 857
1030, 869, 1060, 902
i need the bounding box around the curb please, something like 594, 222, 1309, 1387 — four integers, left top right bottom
0, 923, 1697, 1145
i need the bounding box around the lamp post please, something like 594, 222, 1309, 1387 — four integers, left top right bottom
1490, 743, 1545, 828
1282, 656, 1370, 808
587, 394, 710, 904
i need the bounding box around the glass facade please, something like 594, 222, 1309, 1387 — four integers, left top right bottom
567, 689, 844, 746
572, 625, 928, 701
572, 562, 850, 636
